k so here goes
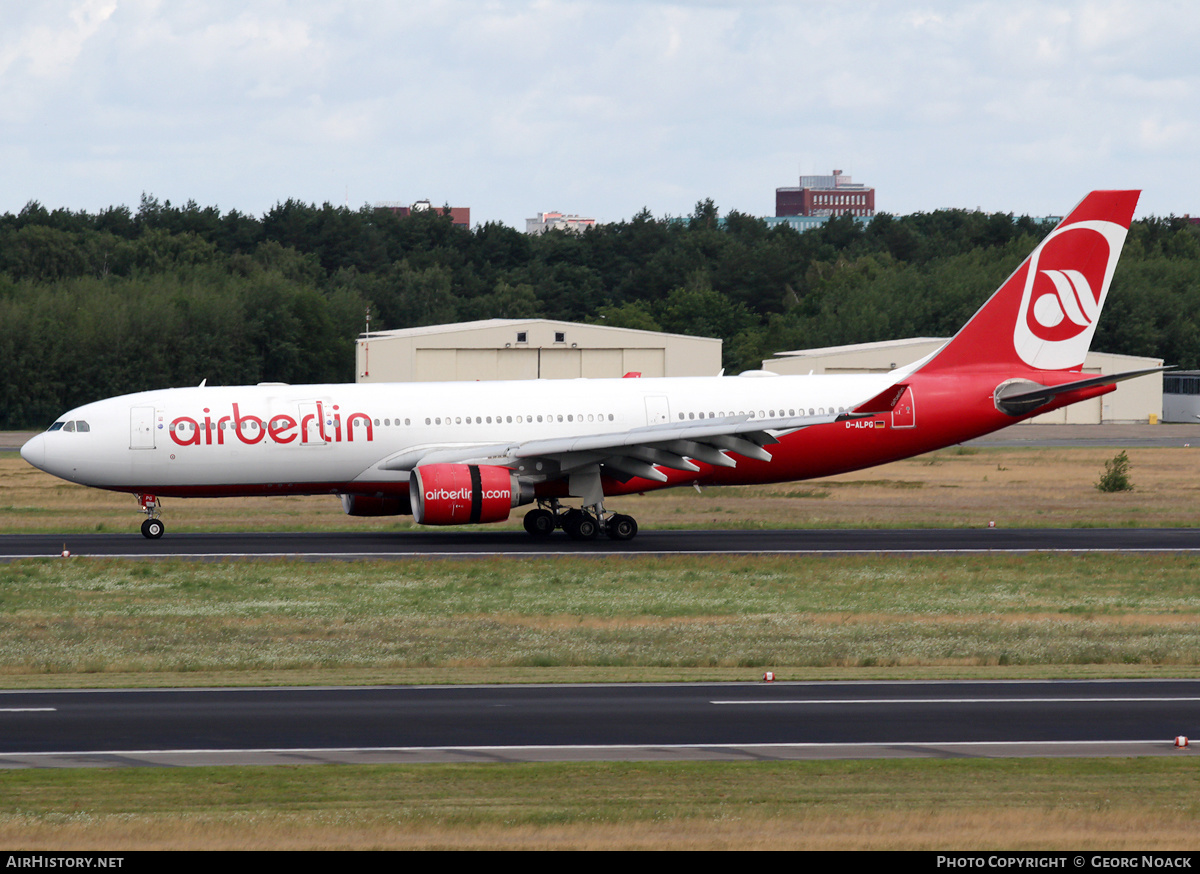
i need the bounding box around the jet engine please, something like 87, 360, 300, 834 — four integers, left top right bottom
410, 464, 533, 525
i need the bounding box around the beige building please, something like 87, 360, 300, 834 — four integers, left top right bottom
763, 339, 1163, 424
356, 319, 722, 383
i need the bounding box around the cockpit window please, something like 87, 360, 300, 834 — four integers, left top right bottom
48, 420, 90, 433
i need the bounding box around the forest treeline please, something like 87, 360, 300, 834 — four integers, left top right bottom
2, 194, 1198, 429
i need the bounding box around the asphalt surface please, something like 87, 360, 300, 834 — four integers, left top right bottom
7, 527, 1200, 560
965, 423, 1200, 447
0, 680, 1194, 768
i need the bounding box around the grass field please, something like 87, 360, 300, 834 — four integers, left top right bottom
3, 443, 1200, 849
1, 554, 1200, 683
3, 759, 1199, 850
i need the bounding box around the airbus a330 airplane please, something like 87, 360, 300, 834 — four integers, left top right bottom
21, 190, 1160, 542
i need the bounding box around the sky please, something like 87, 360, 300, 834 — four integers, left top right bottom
2, 1, 1197, 227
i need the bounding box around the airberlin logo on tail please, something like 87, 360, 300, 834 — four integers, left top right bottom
1013, 219, 1128, 370
1031, 268, 1099, 341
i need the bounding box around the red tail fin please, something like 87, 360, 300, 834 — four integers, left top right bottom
918, 190, 1140, 375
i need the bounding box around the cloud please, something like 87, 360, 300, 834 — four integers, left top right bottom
2, 1, 1199, 222
0, 0, 116, 80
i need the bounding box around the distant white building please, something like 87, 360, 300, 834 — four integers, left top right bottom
526, 211, 596, 235
357, 319, 720, 382
1163, 372, 1200, 422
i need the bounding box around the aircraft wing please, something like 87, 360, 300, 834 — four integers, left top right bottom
377, 410, 851, 483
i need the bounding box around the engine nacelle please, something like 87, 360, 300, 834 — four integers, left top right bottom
410, 464, 531, 526
339, 493, 411, 516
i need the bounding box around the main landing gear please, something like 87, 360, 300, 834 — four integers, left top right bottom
522, 500, 639, 542
136, 493, 164, 539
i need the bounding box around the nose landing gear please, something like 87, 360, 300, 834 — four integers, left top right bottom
136, 494, 164, 539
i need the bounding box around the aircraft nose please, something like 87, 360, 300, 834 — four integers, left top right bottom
19, 433, 45, 470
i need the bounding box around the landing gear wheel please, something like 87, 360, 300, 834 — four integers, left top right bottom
565, 512, 599, 541
523, 508, 556, 538
141, 518, 165, 539
606, 514, 638, 541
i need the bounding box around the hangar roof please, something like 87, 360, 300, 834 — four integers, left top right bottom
773, 337, 947, 358
360, 318, 716, 343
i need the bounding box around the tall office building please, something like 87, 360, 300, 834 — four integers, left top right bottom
776, 169, 875, 218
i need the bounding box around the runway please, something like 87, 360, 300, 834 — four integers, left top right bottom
6, 527, 1200, 559
0, 680, 1194, 768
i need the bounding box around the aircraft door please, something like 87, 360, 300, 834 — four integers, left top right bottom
644, 395, 671, 426
130, 406, 156, 449
891, 386, 916, 429
298, 402, 328, 445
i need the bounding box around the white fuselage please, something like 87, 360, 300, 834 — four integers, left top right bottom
21, 373, 896, 495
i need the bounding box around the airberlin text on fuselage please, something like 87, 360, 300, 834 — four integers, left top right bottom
168, 401, 374, 447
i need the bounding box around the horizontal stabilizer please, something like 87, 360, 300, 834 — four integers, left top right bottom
994, 366, 1171, 416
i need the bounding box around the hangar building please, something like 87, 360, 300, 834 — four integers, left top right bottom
356, 319, 722, 383
1163, 371, 1200, 422
762, 339, 1163, 424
